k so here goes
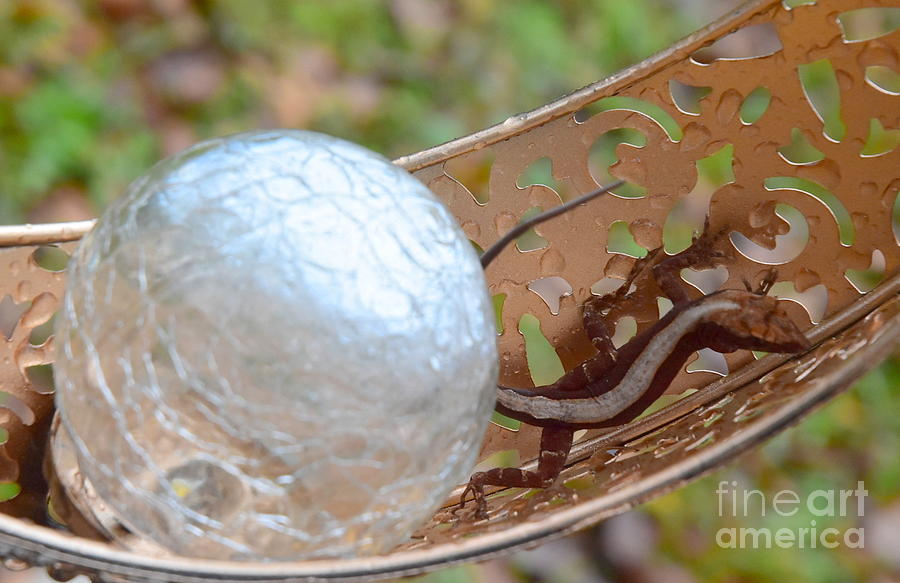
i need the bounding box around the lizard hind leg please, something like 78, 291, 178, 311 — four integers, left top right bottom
456, 427, 575, 520
652, 221, 732, 306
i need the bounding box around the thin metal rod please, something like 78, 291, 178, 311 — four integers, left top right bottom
480, 180, 625, 268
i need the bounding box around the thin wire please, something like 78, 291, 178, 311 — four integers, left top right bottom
480, 180, 625, 268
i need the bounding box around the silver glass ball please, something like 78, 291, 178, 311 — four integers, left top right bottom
54, 130, 499, 560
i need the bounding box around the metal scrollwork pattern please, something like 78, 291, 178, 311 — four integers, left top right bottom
404, 0, 900, 471
0, 244, 74, 521
0, 0, 896, 580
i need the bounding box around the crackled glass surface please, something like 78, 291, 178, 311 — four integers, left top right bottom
54, 130, 499, 560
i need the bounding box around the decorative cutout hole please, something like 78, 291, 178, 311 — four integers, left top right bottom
730, 203, 809, 265
777, 128, 825, 165
734, 400, 771, 422
518, 314, 564, 385
681, 265, 729, 295
687, 348, 729, 376
845, 250, 886, 293
837, 7, 900, 43
527, 277, 572, 316
798, 59, 846, 143
445, 151, 494, 205
893, 192, 900, 245
606, 445, 647, 463
29, 313, 56, 346
698, 394, 735, 414
765, 177, 853, 246
575, 96, 683, 142
32, 246, 70, 272
0, 391, 36, 425
0, 483, 21, 503
517, 157, 565, 199
473, 449, 520, 473
663, 208, 698, 255
860, 119, 900, 157
691, 23, 782, 64
768, 281, 828, 323
865, 66, 900, 95
657, 297, 674, 318
691, 410, 725, 430
663, 144, 734, 253
611, 316, 637, 349
653, 436, 685, 458
685, 430, 718, 451
740, 87, 771, 124
489, 412, 521, 432
492, 293, 506, 335
563, 475, 593, 491
607, 221, 648, 258
588, 129, 648, 198
669, 80, 712, 116
516, 207, 550, 252
623, 427, 666, 450
0, 295, 29, 341
590, 277, 626, 297
697, 144, 735, 189
25, 364, 55, 394
783, 0, 816, 10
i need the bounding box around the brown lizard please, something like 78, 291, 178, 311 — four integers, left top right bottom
464, 199, 810, 518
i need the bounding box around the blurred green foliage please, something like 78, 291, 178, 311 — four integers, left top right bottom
1, 1, 898, 582
0, 0, 694, 223
646, 358, 900, 583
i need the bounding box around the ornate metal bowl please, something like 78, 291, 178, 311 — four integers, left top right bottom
0, 0, 897, 579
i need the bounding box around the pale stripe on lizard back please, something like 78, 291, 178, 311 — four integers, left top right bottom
496, 299, 739, 424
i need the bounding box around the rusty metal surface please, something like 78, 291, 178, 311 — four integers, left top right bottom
0, 0, 897, 579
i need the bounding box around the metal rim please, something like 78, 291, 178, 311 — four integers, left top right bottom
1, 280, 896, 582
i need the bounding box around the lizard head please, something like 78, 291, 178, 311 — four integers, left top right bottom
700, 290, 811, 354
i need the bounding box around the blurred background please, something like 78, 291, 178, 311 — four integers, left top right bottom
0, 0, 897, 581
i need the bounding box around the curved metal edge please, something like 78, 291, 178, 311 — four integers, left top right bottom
0, 222, 95, 248
0, 290, 895, 583
393, 0, 779, 172
0, 0, 781, 249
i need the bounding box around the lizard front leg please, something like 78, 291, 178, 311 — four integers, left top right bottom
582, 246, 663, 355
459, 426, 574, 519
653, 222, 731, 306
